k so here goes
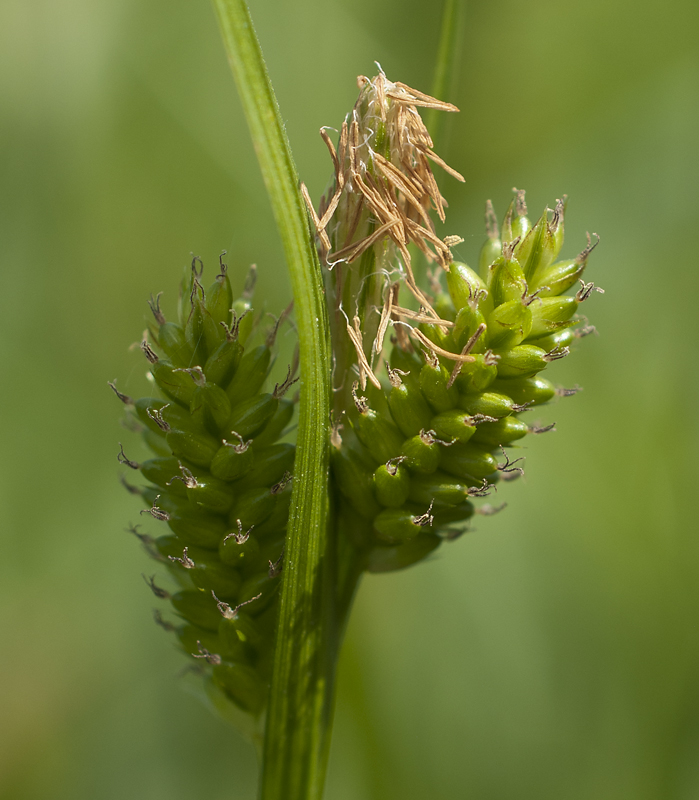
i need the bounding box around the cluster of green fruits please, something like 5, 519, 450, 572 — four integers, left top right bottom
113, 259, 296, 716
333, 194, 600, 572
113, 192, 600, 719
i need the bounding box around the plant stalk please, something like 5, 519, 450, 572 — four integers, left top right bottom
211, 1, 335, 797
426, 0, 467, 152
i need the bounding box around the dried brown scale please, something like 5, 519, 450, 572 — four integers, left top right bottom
306, 74, 466, 397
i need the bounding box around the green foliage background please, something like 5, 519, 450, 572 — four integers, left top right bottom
1, 0, 698, 797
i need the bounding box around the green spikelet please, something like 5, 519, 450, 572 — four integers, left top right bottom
319, 75, 601, 572
308, 74, 602, 573
323, 178, 601, 571
111, 257, 296, 723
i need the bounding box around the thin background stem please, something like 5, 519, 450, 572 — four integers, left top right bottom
426, 0, 467, 154
212, 1, 334, 798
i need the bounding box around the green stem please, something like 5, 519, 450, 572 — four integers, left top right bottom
211, 2, 334, 798
426, 0, 467, 150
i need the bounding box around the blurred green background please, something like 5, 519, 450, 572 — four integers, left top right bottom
1, 0, 698, 797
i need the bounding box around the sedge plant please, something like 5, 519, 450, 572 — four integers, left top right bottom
110, 1, 603, 797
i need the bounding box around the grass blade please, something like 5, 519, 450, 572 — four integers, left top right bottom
211, 1, 334, 797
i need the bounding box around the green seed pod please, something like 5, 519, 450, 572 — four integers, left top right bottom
351, 393, 405, 465
500, 198, 515, 244
409, 470, 469, 508
238, 572, 280, 615
365, 378, 392, 417
185, 293, 209, 367
210, 439, 254, 482
431, 500, 475, 526
511, 199, 531, 243
452, 305, 487, 353
366, 533, 441, 573
252, 399, 294, 448
530, 224, 596, 294
250, 488, 291, 540
231, 300, 254, 346
171, 590, 222, 631
495, 344, 561, 379
485, 301, 532, 350
514, 208, 556, 280
512, 209, 532, 240
213, 627, 249, 663
232, 443, 294, 492
389, 346, 424, 383
226, 346, 272, 406
386, 368, 433, 438
219, 610, 262, 651
491, 375, 556, 406
429, 409, 481, 445
201, 305, 226, 355
400, 430, 441, 474
140, 486, 164, 514
176, 624, 221, 659
433, 290, 456, 323
135, 398, 204, 437
140, 457, 183, 492
227, 393, 278, 440
446, 262, 489, 313
419, 360, 458, 413
458, 391, 522, 418
204, 337, 243, 388
215, 633, 253, 671
439, 442, 499, 480
164, 544, 242, 599
331, 433, 382, 520
549, 197, 566, 259
219, 525, 261, 569
488, 256, 527, 306
166, 428, 220, 468
533, 328, 577, 353
154, 531, 196, 560
471, 416, 529, 447
478, 200, 502, 280
526, 296, 578, 340
530, 258, 584, 298
212, 662, 266, 715
228, 487, 276, 529
257, 534, 286, 572
373, 506, 435, 544
150, 360, 200, 407
191, 382, 232, 434
453, 352, 499, 394
187, 551, 241, 599
142, 428, 170, 457
185, 473, 235, 515
418, 321, 453, 355
206, 261, 233, 327
156, 321, 195, 368
374, 461, 410, 507
167, 506, 228, 549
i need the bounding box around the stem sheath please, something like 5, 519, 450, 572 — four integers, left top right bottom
426, 0, 467, 150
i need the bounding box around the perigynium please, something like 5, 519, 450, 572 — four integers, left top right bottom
112, 51, 601, 799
